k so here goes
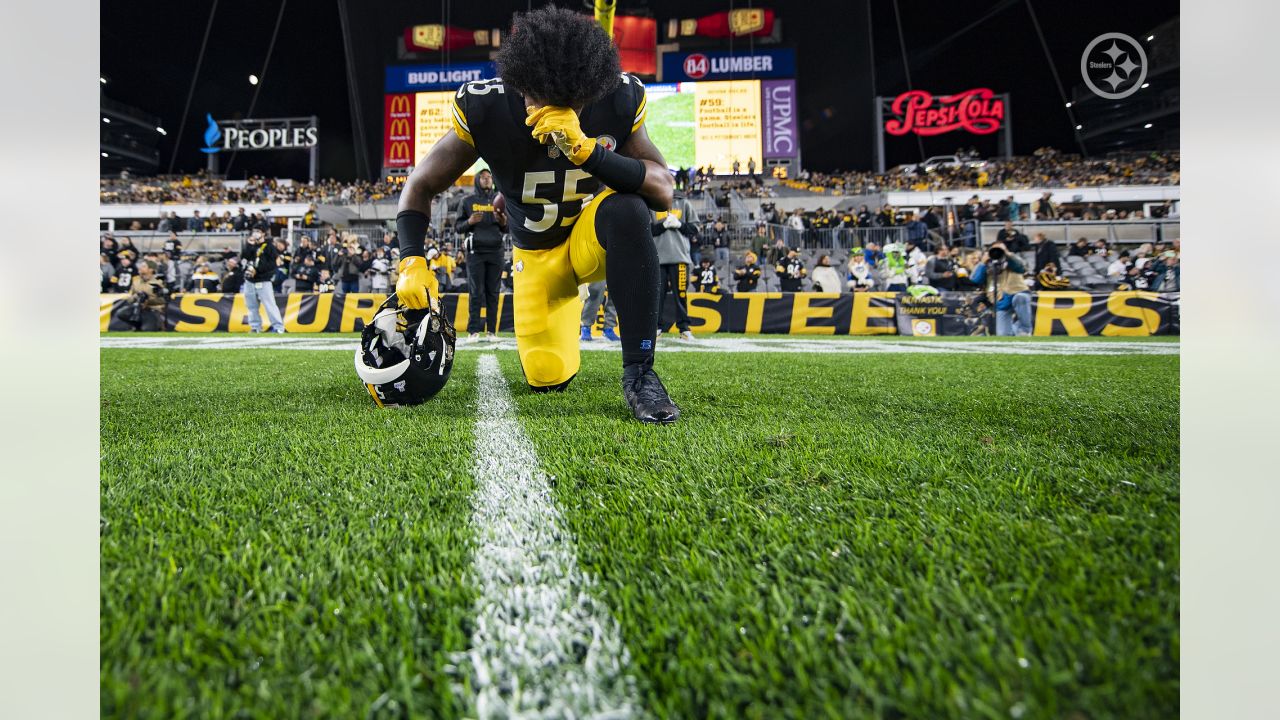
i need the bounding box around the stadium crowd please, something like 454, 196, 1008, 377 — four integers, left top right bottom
782, 148, 1180, 194
99, 172, 403, 205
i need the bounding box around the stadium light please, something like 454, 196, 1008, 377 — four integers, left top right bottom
1075, 124, 1083, 130
99, 76, 106, 84
156, 127, 167, 135
1141, 83, 1150, 89
1144, 123, 1153, 129
249, 74, 259, 85
102, 117, 111, 123
101, 152, 109, 157
1065, 102, 1072, 108
1147, 34, 1155, 41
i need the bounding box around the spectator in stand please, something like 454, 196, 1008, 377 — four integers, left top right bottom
810, 255, 842, 293
272, 238, 291, 292
187, 210, 206, 232
377, 232, 399, 258
747, 157, 756, 176
100, 254, 115, 292
1093, 238, 1113, 259
316, 229, 342, 273
882, 243, 910, 292
367, 248, 391, 295
971, 241, 1032, 336
108, 256, 138, 293
1107, 250, 1131, 280
292, 255, 319, 292
995, 222, 1029, 252
1032, 232, 1060, 273
185, 260, 219, 293
302, 203, 320, 228
750, 223, 769, 259
1069, 237, 1091, 257
862, 241, 885, 268
316, 269, 334, 294
876, 204, 896, 227
694, 258, 722, 293
652, 196, 700, 341
117, 237, 140, 264
925, 245, 958, 291
1034, 192, 1058, 219
707, 217, 731, 265
856, 204, 873, 227
220, 257, 244, 293
240, 230, 285, 333
1036, 261, 1071, 290
335, 236, 366, 294
787, 209, 806, 232
233, 207, 250, 232
766, 237, 787, 266
904, 211, 929, 251
734, 250, 763, 292
847, 254, 874, 291
776, 249, 807, 292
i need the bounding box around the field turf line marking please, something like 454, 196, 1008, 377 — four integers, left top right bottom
462, 353, 642, 719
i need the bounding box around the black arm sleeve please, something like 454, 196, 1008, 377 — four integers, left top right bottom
396, 210, 431, 259
651, 220, 667, 236
581, 144, 646, 194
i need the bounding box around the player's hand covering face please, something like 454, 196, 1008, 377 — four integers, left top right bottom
525, 106, 595, 165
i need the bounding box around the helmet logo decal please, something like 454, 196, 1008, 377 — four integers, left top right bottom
393, 380, 407, 392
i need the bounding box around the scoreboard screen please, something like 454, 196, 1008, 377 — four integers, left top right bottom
384, 78, 787, 173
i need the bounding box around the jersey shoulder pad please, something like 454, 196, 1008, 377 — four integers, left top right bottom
452, 78, 508, 147
613, 73, 647, 133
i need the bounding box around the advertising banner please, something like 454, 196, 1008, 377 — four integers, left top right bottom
101, 292, 1179, 336
761, 79, 798, 160
383, 94, 414, 168
661, 48, 795, 82
385, 62, 496, 92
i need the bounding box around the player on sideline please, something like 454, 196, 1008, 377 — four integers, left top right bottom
394, 6, 680, 423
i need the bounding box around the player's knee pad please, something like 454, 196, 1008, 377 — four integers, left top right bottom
520, 346, 578, 389
594, 193, 650, 248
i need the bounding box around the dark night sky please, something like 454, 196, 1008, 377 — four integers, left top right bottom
100, 1, 1176, 180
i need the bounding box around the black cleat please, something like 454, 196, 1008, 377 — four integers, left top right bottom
622, 361, 680, 424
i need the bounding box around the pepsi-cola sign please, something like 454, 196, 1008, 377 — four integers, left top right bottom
662, 48, 795, 82
884, 88, 1005, 136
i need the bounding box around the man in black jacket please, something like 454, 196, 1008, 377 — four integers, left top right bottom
925, 245, 959, 291
455, 168, 508, 340
1032, 232, 1061, 273
240, 230, 285, 333
291, 254, 319, 292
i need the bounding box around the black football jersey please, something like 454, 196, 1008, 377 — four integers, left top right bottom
450, 74, 648, 251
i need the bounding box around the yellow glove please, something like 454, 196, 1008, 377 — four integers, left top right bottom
395, 256, 439, 310
525, 106, 596, 165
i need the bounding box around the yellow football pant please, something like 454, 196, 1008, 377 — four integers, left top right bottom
511, 189, 614, 388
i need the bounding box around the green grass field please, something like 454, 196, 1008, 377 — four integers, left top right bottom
101, 339, 1179, 718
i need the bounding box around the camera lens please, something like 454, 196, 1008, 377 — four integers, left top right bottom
989, 247, 1006, 260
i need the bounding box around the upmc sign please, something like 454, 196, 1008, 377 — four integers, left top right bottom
884, 88, 1005, 136
661, 48, 795, 82
761, 79, 798, 160
384, 94, 414, 168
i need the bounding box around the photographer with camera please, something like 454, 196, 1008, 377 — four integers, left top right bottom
240, 229, 285, 333
970, 241, 1032, 336
120, 262, 170, 331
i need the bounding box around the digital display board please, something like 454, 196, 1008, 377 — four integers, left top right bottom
646, 81, 762, 171
385, 78, 794, 173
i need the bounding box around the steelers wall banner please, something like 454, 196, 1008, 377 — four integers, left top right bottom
100, 291, 1180, 336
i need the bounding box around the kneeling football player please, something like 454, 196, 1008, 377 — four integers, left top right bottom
394, 6, 679, 423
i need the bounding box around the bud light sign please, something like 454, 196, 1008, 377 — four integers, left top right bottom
762, 79, 798, 160
662, 48, 795, 82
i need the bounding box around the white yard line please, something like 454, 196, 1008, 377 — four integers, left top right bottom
100, 335, 1180, 356
461, 354, 642, 719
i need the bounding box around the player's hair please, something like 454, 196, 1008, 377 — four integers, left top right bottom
496, 5, 621, 108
